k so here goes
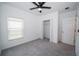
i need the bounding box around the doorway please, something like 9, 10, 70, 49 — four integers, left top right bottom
43, 20, 50, 40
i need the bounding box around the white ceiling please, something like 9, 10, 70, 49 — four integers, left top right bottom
2, 2, 79, 15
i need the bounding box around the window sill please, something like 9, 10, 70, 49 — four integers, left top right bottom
8, 37, 24, 41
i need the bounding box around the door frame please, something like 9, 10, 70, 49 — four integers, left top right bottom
43, 20, 50, 40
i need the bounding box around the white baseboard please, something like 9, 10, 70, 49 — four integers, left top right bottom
2, 38, 41, 50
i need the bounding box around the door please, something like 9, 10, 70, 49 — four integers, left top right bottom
0, 25, 1, 55
62, 17, 75, 45
76, 17, 79, 55
43, 20, 50, 39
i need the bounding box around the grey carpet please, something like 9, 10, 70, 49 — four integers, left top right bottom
1, 39, 75, 56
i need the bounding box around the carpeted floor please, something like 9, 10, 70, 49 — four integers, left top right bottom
1, 39, 75, 56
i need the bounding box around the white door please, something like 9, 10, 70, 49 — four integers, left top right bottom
62, 17, 75, 45
0, 26, 1, 54
43, 20, 50, 39
76, 17, 79, 55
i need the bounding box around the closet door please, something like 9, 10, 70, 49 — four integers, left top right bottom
62, 17, 75, 45
43, 20, 50, 39
76, 17, 79, 55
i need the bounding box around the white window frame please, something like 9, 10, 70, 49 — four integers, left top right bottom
7, 17, 24, 40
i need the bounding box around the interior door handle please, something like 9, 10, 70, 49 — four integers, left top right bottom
78, 29, 79, 32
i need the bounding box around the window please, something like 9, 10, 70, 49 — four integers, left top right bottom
8, 17, 23, 40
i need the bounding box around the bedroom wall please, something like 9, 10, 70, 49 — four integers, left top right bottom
0, 4, 41, 49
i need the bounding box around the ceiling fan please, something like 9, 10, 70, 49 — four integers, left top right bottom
30, 2, 51, 13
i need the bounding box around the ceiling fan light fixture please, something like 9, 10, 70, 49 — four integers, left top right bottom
38, 8, 42, 11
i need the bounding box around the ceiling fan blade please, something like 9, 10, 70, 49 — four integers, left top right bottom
41, 6, 51, 9
40, 2, 46, 6
32, 2, 39, 6
30, 7, 38, 10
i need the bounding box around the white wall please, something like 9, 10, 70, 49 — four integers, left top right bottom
40, 11, 59, 43
59, 10, 76, 44
0, 4, 41, 49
